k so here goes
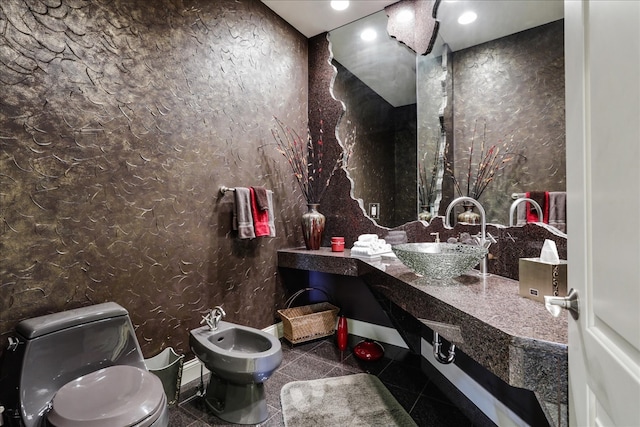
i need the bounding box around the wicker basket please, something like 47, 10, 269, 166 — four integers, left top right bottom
277, 288, 339, 345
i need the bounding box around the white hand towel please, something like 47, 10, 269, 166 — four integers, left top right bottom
267, 190, 276, 237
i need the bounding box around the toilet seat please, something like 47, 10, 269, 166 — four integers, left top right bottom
47, 365, 166, 427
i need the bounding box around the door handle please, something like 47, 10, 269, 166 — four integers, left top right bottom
544, 288, 579, 320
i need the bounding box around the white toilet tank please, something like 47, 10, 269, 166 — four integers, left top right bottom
4, 302, 149, 427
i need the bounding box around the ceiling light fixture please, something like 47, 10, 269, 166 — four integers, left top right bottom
330, 1, 349, 11
360, 28, 377, 42
458, 11, 477, 25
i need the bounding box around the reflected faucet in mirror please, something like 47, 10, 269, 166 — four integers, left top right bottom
444, 196, 492, 276
508, 198, 543, 227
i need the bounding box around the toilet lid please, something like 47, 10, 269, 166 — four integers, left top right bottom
48, 365, 165, 427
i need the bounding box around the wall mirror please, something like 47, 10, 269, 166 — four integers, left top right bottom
330, 10, 417, 228
329, 0, 566, 231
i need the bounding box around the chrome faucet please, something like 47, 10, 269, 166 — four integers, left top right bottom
201, 305, 226, 330
508, 197, 543, 227
444, 196, 490, 276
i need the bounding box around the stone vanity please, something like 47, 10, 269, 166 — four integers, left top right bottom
278, 247, 568, 427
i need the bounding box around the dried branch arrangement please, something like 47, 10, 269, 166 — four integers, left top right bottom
447, 119, 521, 201
271, 117, 342, 204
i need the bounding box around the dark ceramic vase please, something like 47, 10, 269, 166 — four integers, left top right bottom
301, 203, 325, 250
458, 203, 481, 225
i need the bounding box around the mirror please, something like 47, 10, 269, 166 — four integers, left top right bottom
330, 11, 418, 228
329, 0, 565, 229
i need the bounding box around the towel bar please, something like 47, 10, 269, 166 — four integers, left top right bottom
220, 186, 236, 195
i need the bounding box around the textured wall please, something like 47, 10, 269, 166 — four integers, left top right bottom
451, 20, 565, 224
0, 0, 308, 360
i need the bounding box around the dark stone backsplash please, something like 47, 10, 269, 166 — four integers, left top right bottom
0, 0, 307, 360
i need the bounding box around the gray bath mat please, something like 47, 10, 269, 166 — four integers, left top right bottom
280, 373, 417, 426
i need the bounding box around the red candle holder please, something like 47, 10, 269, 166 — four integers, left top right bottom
331, 236, 345, 252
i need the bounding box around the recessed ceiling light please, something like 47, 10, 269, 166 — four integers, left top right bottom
458, 11, 477, 25
360, 28, 377, 42
331, 1, 349, 11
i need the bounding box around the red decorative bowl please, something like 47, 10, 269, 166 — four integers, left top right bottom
353, 339, 384, 361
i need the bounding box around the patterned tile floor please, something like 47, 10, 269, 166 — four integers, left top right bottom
168, 335, 474, 426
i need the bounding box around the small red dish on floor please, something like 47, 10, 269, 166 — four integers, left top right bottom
353, 339, 384, 361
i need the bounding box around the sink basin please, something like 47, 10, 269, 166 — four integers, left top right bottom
392, 243, 488, 279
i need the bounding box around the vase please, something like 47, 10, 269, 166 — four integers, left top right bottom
353, 339, 384, 361
419, 205, 432, 222
336, 315, 348, 351
458, 203, 481, 225
301, 203, 325, 250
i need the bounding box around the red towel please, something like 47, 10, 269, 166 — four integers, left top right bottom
250, 187, 271, 237
526, 191, 550, 223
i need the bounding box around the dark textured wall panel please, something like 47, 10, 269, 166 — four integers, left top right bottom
452, 20, 565, 224
0, 0, 308, 360
392, 103, 417, 225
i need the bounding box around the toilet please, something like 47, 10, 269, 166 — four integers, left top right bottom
189, 321, 282, 424
0, 302, 168, 427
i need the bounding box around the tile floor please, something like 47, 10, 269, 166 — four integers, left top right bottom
168, 335, 474, 426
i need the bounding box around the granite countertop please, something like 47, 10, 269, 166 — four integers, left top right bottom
278, 247, 567, 345
277, 246, 568, 417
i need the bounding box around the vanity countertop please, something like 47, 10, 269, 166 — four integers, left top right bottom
278, 247, 568, 409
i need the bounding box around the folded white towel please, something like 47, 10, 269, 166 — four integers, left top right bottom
351, 242, 392, 255
352, 234, 391, 255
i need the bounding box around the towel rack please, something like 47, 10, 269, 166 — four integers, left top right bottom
219, 186, 236, 195
511, 192, 526, 199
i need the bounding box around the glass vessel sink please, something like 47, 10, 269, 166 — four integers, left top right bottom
392, 243, 488, 279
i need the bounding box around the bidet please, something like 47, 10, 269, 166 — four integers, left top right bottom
189, 320, 282, 424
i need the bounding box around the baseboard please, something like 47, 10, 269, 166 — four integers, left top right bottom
181, 355, 209, 387
346, 318, 408, 348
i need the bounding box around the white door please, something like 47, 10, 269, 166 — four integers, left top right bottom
565, 1, 640, 426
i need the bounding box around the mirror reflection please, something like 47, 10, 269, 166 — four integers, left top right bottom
329, 0, 566, 230
330, 11, 417, 228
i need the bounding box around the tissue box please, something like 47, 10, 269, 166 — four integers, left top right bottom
518, 258, 568, 303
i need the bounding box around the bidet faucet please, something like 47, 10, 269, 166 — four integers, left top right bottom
508, 197, 543, 226
444, 196, 490, 276
201, 305, 226, 330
